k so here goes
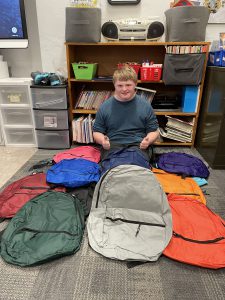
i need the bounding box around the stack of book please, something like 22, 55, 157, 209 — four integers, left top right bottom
135, 86, 156, 103
75, 90, 112, 110
72, 114, 95, 143
159, 115, 194, 143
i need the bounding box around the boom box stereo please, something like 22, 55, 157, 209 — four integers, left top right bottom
101, 19, 164, 41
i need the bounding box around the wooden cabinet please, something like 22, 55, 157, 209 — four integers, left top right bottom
65, 41, 210, 146
195, 66, 225, 168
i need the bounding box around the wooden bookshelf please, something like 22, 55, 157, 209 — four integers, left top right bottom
65, 41, 210, 146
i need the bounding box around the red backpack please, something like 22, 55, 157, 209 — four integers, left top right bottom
53, 146, 101, 164
0, 173, 65, 219
163, 194, 225, 269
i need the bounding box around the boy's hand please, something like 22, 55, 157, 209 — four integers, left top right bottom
140, 137, 149, 150
102, 135, 110, 150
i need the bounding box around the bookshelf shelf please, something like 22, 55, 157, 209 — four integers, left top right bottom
73, 109, 197, 116
154, 112, 196, 116
65, 42, 210, 146
70, 79, 164, 84
155, 142, 192, 146
73, 109, 97, 114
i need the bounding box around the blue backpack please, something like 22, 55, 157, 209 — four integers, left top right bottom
157, 152, 210, 178
46, 158, 100, 188
101, 146, 150, 174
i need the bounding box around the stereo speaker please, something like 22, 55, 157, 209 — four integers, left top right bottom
147, 21, 164, 40
65, 8, 101, 43
101, 22, 119, 40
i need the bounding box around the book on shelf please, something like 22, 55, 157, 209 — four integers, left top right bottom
72, 116, 84, 143
166, 115, 194, 135
159, 127, 192, 143
88, 114, 94, 143
76, 90, 113, 110
166, 126, 192, 139
165, 45, 208, 54
159, 115, 194, 143
72, 114, 94, 143
135, 86, 156, 103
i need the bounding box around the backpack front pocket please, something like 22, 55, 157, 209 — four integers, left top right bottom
88, 207, 168, 261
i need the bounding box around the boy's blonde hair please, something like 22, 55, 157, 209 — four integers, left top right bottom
113, 66, 138, 84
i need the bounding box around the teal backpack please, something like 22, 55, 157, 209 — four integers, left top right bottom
0, 191, 85, 266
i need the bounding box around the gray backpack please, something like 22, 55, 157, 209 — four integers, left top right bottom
87, 165, 172, 261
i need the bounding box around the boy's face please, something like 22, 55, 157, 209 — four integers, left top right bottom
114, 80, 136, 101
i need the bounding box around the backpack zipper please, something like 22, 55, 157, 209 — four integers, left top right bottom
167, 193, 200, 196
173, 232, 225, 244
19, 186, 51, 190
95, 169, 112, 208
106, 217, 165, 237
162, 162, 189, 167
14, 186, 52, 195
17, 227, 79, 237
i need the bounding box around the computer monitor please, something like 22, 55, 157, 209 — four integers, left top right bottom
0, 0, 28, 48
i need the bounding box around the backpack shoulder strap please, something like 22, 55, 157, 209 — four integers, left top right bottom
28, 158, 54, 172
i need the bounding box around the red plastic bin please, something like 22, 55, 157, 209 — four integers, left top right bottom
140, 65, 162, 81
117, 63, 141, 75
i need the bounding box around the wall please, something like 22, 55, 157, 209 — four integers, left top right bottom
1, 0, 225, 77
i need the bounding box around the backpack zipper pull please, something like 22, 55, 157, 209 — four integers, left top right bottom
135, 224, 141, 237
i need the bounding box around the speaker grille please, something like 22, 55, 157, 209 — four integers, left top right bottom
147, 21, 164, 40
101, 22, 118, 39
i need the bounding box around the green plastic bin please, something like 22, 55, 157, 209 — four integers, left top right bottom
72, 63, 98, 80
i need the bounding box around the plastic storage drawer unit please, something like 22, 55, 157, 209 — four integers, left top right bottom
5, 128, 36, 145
36, 130, 70, 149
34, 109, 69, 130
31, 86, 68, 109
0, 85, 30, 105
1, 107, 33, 126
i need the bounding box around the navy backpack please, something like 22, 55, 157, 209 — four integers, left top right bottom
101, 146, 150, 174
157, 152, 209, 178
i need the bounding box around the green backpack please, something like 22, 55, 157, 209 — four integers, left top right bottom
0, 191, 85, 266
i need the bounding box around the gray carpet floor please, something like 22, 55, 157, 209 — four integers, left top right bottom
0, 147, 225, 300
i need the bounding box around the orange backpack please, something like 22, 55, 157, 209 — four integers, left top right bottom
152, 167, 206, 204
163, 194, 225, 269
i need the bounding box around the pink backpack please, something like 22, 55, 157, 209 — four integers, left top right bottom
53, 146, 101, 164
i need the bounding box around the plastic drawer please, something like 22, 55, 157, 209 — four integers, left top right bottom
34, 109, 69, 130
36, 129, 70, 149
1, 107, 33, 126
0, 85, 30, 105
4, 128, 36, 145
31, 86, 68, 109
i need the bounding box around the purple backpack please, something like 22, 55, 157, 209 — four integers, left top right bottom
157, 152, 209, 178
